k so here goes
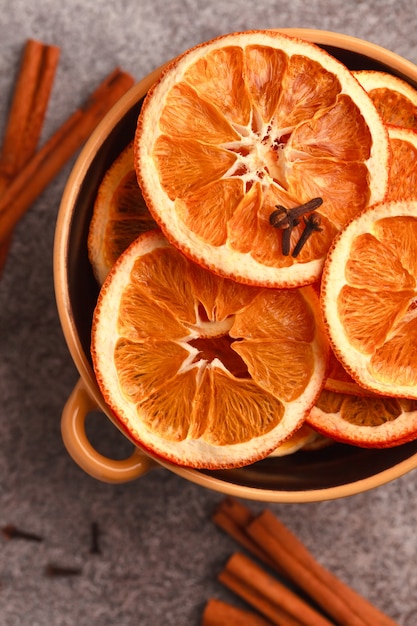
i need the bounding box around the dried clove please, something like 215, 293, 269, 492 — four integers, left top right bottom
281, 216, 300, 256
45, 564, 82, 577
90, 521, 101, 555
2, 524, 43, 542
292, 213, 323, 258
269, 197, 323, 229
269, 197, 323, 256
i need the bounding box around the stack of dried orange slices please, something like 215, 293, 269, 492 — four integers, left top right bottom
311, 199, 417, 447
308, 69, 417, 448
89, 29, 417, 469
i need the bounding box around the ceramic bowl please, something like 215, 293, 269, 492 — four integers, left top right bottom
54, 29, 417, 502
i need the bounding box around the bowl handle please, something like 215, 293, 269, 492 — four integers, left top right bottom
61, 378, 158, 483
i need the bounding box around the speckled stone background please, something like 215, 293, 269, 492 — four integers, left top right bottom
1, 1, 417, 624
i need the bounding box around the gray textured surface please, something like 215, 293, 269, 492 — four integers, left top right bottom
1, 1, 417, 624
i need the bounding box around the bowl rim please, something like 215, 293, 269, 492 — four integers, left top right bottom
54, 28, 417, 502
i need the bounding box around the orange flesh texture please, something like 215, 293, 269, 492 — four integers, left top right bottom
154, 45, 374, 268
324, 349, 374, 396
104, 170, 158, 267
113, 243, 321, 444
388, 135, 417, 201
368, 87, 417, 129
315, 389, 417, 427
338, 216, 417, 387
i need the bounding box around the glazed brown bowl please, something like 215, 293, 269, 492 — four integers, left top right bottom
54, 29, 417, 502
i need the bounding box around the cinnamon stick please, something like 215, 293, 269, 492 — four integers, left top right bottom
219, 552, 333, 626
212, 502, 276, 570
216, 496, 255, 528
0, 39, 60, 272
0, 39, 60, 188
247, 520, 366, 626
202, 598, 273, 626
0, 67, 135, 246
213, 498, 397, 626
0, 238, 11, 272
248, 511, 398, 626
219, 568, 302, 626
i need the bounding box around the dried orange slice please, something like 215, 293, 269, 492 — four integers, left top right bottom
91, 230, 329, 469
321, 199, 417, 399
308, 388, 417, 448
354, 70, 417, 129
386, 125, 417, 201
135, 30, 389, 288
88, 140, 157, 284
269, 423, 331, 456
